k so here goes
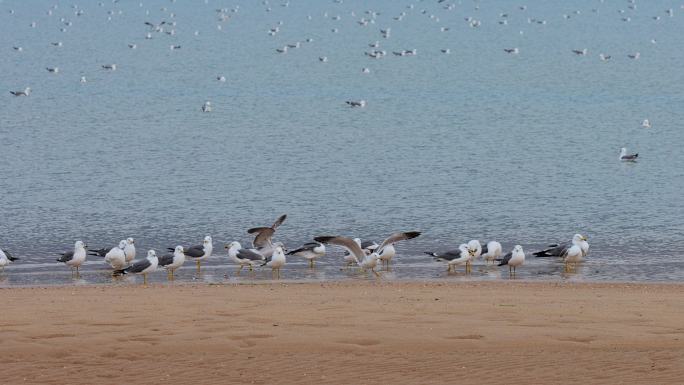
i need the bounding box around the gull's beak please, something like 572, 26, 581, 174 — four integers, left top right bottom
582, 236, 588, 241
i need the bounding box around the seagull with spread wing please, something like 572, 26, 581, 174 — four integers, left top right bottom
247, 214, 287, 258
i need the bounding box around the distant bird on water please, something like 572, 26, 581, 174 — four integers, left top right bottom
619, 147, 638, 161
10, 87, 31, 96
346, 100, 366, 108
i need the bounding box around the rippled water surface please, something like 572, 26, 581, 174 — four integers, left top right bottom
1, 0, 683, 286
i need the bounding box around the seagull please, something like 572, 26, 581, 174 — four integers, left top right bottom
276, 46, 288, 54
362, 67, 370, 73
10, 87, 31, 96
642, 119, 651, 128
599, 53, 611, 61
170, 45, 181, 50
0, 248, 19, 272
441, 49, 450, 54
425, 244, 472, 273
628, 52, 640, 60
46, 67, 59, 73
202, 101, 212, 112
13, 46, 23, 52
572, 49, 588, 56
619, 147, 638, 161
467, 240, 482, 269
169, 236, 212, 273
498, 245, 525, 275
226, 241, 266, 274
217, 75, 226, 82
319, 56, 328, 62
504, 48, 519, 54
261, 245, 287, 278
128, 43, 137, 49
56, 241, 88, 275
247, 214, 287, 258
533, 234, 589, 259
89, 240, 127, 270
346, 100, 366, 108
481, 241, 503, 265
124, 238, 136, 265
158, 246, 185, 280
286, 242, 326, 268
51, 41, 63, 47
114, 250, 158, 285
314, 235, 382, 276
80, 76, 87, 83
375, 231, 421, 268
102, 64, 117, 70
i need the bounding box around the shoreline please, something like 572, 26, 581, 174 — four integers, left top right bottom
3, 281, 684, 384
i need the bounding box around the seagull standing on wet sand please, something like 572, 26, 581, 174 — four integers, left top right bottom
226, 241, 265, 274
287, 242, 326, 268
158, 246, 186, 280
481, 241, 502, 265
425, 244, 472, 273
498, 245, 525, 276
375, 231, 421, 268
0, 248, 19, 272
114, 250, 158, 285
101, 240, 127, 270
261, 245, 287, 278
57, 241, 87, 275
170, 236, 212, 273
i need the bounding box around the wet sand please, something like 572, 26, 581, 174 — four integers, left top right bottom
2, 281, 684, 384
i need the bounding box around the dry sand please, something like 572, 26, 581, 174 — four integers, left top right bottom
2, 281, 684, 384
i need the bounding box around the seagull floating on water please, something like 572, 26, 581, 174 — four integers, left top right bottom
10, 87, 31, 96
346, 100, 366, 108
642, 119, 651, 128
202, 101, 212, 112
102, 64, 117, 70
619, 147, 638, 161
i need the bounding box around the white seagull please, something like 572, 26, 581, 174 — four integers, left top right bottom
375, 231, 421, 268
619, 147, 638, 161
261, 245, 287, 278
425, 244, 472, 273
0, 248, 19, 272
158, 246, 186, 280
225, 241, 266, 274
10, 87, 31, 96
315, 235, 383, 276
287, 242, 326, 268
88, 240, 127, 270
56, 241, 88, 275
172, 236, 212, 272
481, 241, 503, 265
124, 237, 136, 265
498, 245, 525, 275
114, 250, 158, 285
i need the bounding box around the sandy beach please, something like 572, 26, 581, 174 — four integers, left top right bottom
2, 281, 684, 384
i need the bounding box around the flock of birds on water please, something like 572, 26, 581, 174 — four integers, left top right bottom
5, 0, 680, 161
0, 214, 591, 285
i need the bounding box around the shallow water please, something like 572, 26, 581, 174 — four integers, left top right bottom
1, 0, 683, 286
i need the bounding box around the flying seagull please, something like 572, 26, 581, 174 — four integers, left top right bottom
314, 235, 382, 277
